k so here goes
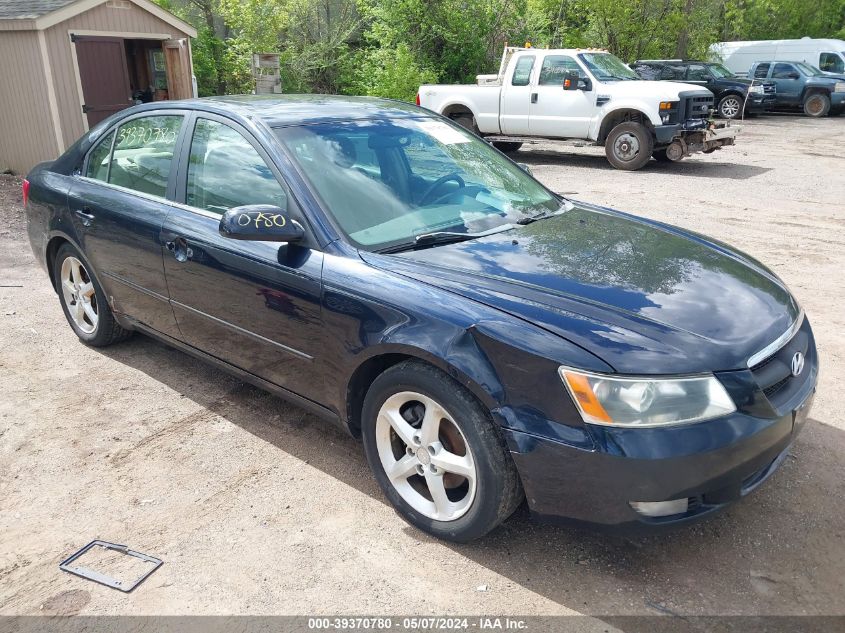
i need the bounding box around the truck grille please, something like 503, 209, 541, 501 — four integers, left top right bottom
762, 82, 776, 94
684, 95, 713, 119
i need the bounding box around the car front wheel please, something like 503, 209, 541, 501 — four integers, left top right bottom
718, 94, 743, 119
361, 361, 523, 542
54, 243, 132, 347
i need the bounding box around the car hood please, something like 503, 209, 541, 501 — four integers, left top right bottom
360, 204, 800, 374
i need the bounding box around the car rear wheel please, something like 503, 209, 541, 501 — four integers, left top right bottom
803, 93, 831, 117
718, 94, 743, 119
54, 243, 132, 347
361, 360, 523, 542
605, 122, 653, 170
452, 114, 479, 135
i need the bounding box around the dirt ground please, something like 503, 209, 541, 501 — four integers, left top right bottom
1, 113, 844, 620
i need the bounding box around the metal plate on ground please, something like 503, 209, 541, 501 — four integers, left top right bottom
59, 540, 163, 592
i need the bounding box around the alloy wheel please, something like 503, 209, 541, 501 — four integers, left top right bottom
60, 256, 98, 334
720, 97, 741, 118
375, 391, 477, 521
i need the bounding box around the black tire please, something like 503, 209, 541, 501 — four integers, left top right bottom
452, 113, 479, 135
652, 149, 674, 163
803, 93, 831, 117
605, 122, 653, 170
492, 141, 523, 153
717, 94, 744, 119
54, 242, 132, 347
361, 360, 523, 542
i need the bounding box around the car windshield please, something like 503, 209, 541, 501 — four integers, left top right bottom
274, 118, 562, 251
796, 62, 824, 76
708, 63, 734, 78
578, 53, 639, 81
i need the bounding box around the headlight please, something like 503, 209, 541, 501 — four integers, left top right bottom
749, 84, 764, 95
559, 367, 736, 427
835, 82, 845, 93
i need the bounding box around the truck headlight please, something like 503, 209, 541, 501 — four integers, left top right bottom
749, 85, 764, 95
559, 367, 736, 427
835, 82, 845, 93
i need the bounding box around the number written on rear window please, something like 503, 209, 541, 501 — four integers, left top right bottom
107, 115, 183, 198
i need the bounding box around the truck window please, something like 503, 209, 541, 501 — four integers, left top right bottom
753, 63, 770, 79
772, 63, 797, 79
819, 52, 844, 73
538, 55, 581, 85
511, 56, 535, 86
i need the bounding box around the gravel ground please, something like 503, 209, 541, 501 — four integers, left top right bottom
1, 113, 844, 619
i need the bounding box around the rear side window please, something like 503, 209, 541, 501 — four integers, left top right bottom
108, 115, 183, 198
820, 52, 844, 73
686, 64, 711, 81
538, 55, 582, 85
85, 130, 115, 181
511, 56, 535, 86
659, 64, 685, 80
753, 63, 770, 79
186, 118, 287, 214
772, 63, 797, 79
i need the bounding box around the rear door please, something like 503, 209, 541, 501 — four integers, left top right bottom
161, 113, 326, 401
499, 54, 535, 135
528, 54, 593, 138
67, 111, 186, 337
73, 36, 133, 128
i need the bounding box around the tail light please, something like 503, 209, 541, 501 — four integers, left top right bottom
415, 93, 420, 106
22, 179, 30, 207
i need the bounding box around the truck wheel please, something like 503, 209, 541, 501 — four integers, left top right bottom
492, 142, 523, 153
605, 122, 653, 171
717, 94, 743, 119
452, 114, 480, 135
803, 93, 831, 117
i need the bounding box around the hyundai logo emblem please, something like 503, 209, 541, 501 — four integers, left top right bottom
791, 352, 805, 377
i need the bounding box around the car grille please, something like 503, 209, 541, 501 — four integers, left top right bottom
762, 83, 776, 94
749, 318, 812, 408
685, 95, 713, 119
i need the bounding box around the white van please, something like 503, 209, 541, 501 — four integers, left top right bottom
710, 38, 845, 76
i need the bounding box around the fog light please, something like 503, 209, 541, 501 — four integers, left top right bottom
629, 498, 689, 517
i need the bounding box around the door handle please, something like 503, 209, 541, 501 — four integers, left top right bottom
531, 92, 538, 104
74, 208, 95, 226
165, 237, 192, 263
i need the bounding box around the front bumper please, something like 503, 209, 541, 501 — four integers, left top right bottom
655, 119, 738, 154
746, 95, 777, 112
501, 329, 817, 530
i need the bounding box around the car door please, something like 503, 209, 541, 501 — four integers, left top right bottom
528, 54, 594, 138
684, 63, 717, 95
160, 113, 326, 402
770, 63, 803, 103
500, 54, 535, 135
67, 111, 186, 337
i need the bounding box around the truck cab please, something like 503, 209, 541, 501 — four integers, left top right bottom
419, 47, 738, 171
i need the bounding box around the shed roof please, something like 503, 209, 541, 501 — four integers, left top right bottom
0, 0, 197, 37
0, 0, 83, 19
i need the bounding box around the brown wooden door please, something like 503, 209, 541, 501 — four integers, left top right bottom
74, 36, 132, 128
163, 39, 193, 101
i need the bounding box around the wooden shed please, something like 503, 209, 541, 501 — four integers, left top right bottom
0, 0, 197, 174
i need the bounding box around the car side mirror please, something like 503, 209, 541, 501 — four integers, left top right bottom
563, 70, 580, 90
219, 205, 305, 243
787, 72, 800, 79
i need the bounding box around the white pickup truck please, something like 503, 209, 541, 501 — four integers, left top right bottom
417, 47, 738, 170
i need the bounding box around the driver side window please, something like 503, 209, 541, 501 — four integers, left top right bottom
186, 118, 287, 214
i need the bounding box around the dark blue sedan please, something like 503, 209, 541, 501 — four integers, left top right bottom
24, 96, 817, 542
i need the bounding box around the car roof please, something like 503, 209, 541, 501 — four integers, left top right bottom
133, 94, 427, 127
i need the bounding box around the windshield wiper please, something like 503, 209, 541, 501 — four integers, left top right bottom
516, 203, 571, 225
377, 224, 516, 254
